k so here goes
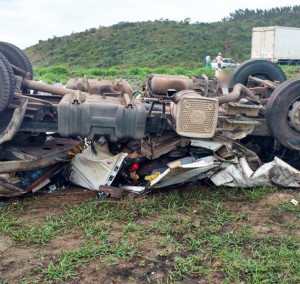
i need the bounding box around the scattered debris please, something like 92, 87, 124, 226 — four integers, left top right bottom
68, 142, 127, 190
0, 137, 80, 197
290, 199, 299, 206
99, 185, 125, 199
211, 157, 300, 188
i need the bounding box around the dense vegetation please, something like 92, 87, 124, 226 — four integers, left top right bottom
25, 6, 300, 69
34, 65, 299, 87
33, 65, 215, 85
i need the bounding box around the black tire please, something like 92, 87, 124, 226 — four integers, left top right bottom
231, 59, 286, 87
0, 52, 15, 113
288, 60, 300, 66
0, 41, 33, 79
266, 78, 300, 150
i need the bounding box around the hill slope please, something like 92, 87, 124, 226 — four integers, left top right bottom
25, 6, 300, 69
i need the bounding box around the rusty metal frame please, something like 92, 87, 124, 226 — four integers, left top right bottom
0, 137, 80, 173
0, 98, 28, 145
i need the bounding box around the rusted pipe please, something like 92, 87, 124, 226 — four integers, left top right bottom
218, 83, 260, 105
11, 64, 32, 79
123, 93, 132, 108
21, 79, 90, 97
201, 74, 209, 97
260, 98, 269, 105
248, 76, 277, 90
83, 75, 92, 94
14, 94, 53, 106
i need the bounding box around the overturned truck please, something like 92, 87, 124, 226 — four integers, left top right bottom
1, 41, 300, 198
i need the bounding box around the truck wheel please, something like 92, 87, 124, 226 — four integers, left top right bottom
266, 78, 300, 150
231, 59, 286, 87
0, 41, 33, 79
288, 60, 299, 66
0, 52, 15, 113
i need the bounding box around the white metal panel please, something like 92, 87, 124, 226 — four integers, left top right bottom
251, 27, 275, 59
274, 26, 300, 60
252, 26, 300, 61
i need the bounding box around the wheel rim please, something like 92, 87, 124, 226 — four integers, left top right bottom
287, 97, 300, 133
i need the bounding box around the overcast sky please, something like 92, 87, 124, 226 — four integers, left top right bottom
0, 0, 299, 49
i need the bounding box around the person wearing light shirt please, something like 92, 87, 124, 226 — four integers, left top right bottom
215, 52, 223, 68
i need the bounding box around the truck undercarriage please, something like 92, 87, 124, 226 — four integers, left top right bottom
1, 42, 300, 198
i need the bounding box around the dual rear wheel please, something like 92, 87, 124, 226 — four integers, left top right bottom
232, 58, 300, 151
0, 41, 34, 113
266, 78, 300, 150
0, 52, 15, 113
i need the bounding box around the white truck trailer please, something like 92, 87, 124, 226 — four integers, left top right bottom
251, 26, 300, 65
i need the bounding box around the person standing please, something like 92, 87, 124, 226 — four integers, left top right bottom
215, 52, 223, 68
205, 55, 211, 68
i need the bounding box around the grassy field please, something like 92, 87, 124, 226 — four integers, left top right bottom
32, 65, 216, 87
33, 65, 300, 90
0, 186, 299, 283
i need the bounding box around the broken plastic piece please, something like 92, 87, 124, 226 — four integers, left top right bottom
290, 199, 299, 206
69, 143, 127, 190
145, 172, 161, 182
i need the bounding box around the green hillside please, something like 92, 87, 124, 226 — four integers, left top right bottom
25, 6, 300, 69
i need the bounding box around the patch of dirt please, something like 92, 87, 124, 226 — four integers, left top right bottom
78, 233, 176, 283
259, 192, 295, 206
0, 188, 97, 282
47, 233, 84, 253
35, 187, 98, 206
14, 188, 97, 226
0, 236, 12, 253
0, 246, 40, 282
226, 191, 299, 237
78, 260, 145, 284
18, 208, 64, 225
15, 187, 97, 210
107, 228, 124, 242
0, 234, 85, 282
206, 271, 226, 284
139, 238, 163, 259
78, 257, 171, 284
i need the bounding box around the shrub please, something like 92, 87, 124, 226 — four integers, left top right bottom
48, 65, 69, 75
105, 68, 120, 76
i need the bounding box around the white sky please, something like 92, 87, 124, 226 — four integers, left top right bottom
0, 0, 299, 49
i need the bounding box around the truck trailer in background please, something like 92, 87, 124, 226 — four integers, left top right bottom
251, 26, 300, 65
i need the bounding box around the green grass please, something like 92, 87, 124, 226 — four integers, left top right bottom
33, 65, 216, 85
32, 65, 300, 91
280, 65, 300, 80
44, 239, 138, 281
0, 186, 299, 283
